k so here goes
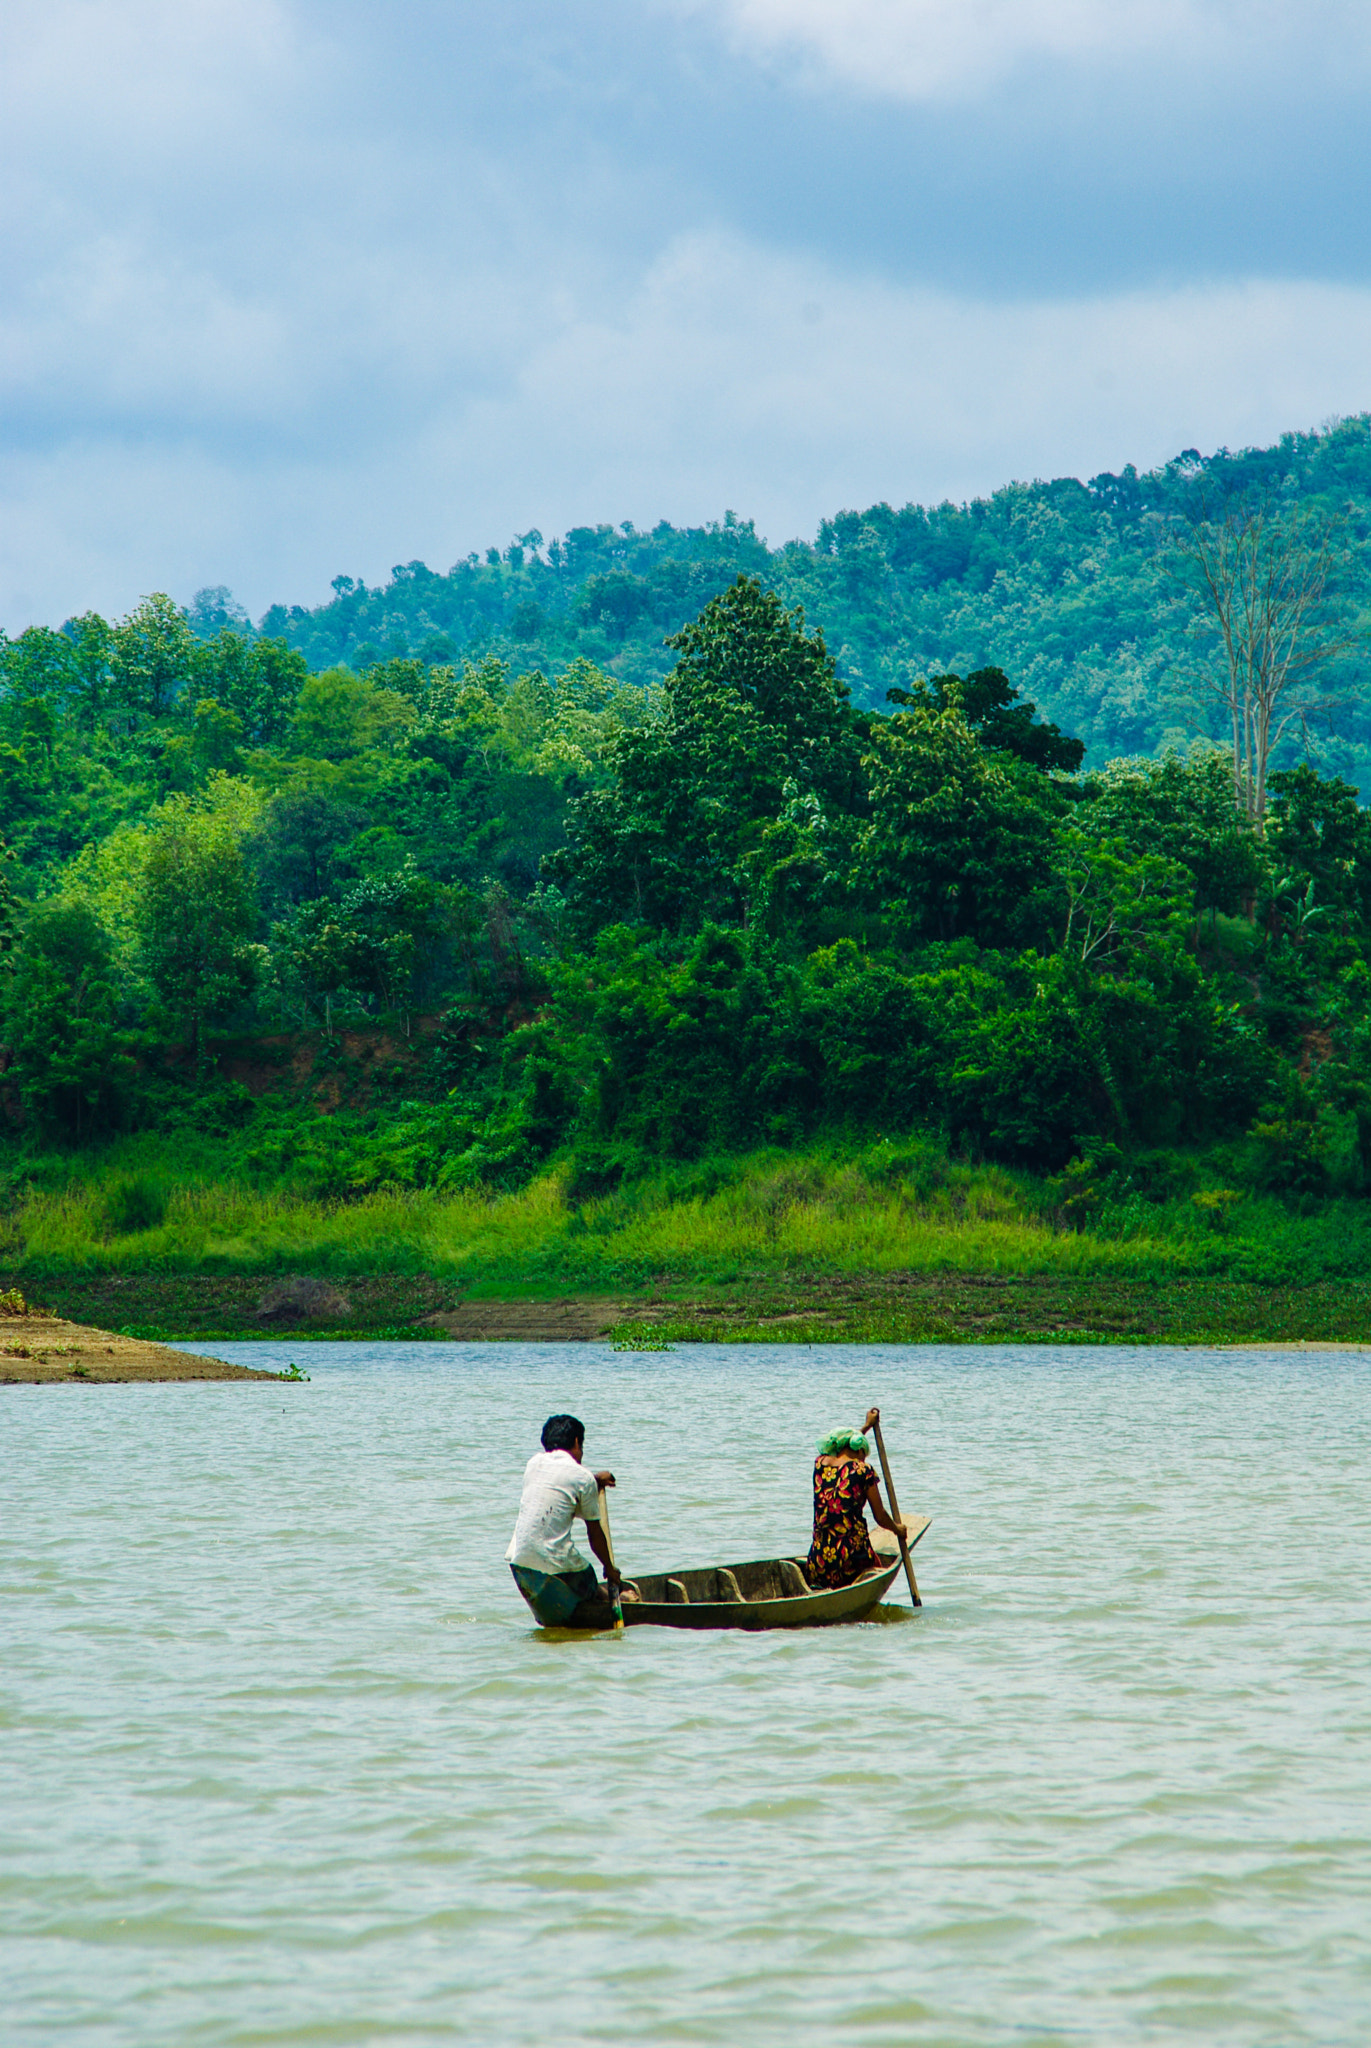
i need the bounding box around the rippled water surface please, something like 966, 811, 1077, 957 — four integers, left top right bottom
5, 1343, 1370, 2046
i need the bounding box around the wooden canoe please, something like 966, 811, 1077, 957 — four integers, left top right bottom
619, 1515, 930, 1631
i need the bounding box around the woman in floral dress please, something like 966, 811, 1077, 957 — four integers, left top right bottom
805, 1406, 908, 1590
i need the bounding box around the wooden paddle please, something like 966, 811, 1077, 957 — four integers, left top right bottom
597, 1483, 625, 1631
867, 1411, 921, 1609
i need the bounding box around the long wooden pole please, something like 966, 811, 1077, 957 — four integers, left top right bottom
597, 1484, 625, 1631
869, 1414, 920, 1608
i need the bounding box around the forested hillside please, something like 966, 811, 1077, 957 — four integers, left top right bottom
264, 415, 1371, 787
3, 418, 1371, 1304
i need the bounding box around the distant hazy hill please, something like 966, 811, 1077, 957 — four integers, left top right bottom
261, 416, 1371, 785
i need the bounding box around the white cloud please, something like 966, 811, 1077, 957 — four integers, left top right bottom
0, 0, 302, 143
452, 235, 1371, 524
2, 4, 1369, 629
5, 231, 1370, 629
0, 3, 573, 458
676, 0, 1369, 102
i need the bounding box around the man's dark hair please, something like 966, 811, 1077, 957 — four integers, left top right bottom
541, 1413, 585, 1454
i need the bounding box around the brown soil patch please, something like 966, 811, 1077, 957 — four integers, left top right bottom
420, 1298, 631, 1341
0, 1315, 278, 1384
159, 1015, 445, 1111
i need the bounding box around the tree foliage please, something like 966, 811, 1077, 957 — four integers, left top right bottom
859, 696, 1059, 945
2, 486, 1371, 1197
236, 416, 1371, 798
548, 576, 860, 936
0, 902, 133, 1139
136, 801, 260, 1061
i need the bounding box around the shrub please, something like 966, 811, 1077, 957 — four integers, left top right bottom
1191, 1188, 1243, 1231
103, 1176, 169, 1235
1246, 1113, 1329, 1201
1126, 1148, 1198, 1203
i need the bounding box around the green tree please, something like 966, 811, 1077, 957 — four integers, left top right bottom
1078, 748, 1263, 929
0, 831, 19, 966
155, 700, 248, 791
1265, 764, 1371, 929
551, 577, 860, 935
268, 900, 353, 1029
112, 594, 198, 722
739, 781, 853, 943
1058, 834, 1198, 966
187, 586, 250, 637
557, 924, 809, 1159
136, 805, 259, 1060
664, 574, 860, 803
333, 863, 442, 1019
548, 690, 783, 934
0, 625, 75, 708
190, 699, 246, 776
943, 970, 1103, 1166
888, 667, 1084, 772
0, 613, 114, 733
266, 861, 446, 1028
63, 612, 114, 727
289, 668, 416, 761
199, 632, 307, 745
0, 903, 132, 1139
858, 696, 1058, 943
246, 791, 363, 917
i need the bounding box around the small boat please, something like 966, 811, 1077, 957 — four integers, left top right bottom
619, 1515, 931, 1631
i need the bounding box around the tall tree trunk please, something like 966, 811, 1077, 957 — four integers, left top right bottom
1171, 497, 1353, 834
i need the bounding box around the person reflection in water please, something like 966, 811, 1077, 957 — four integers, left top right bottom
805, 1407, 907, 1590
506, 1413, 635, 1628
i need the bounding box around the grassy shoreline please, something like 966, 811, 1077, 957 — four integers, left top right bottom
9, 1139, 1371, 1345
17, 1270, 1371, 1346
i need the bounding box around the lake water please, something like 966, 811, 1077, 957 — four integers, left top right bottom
4, 1342, 1370, 2047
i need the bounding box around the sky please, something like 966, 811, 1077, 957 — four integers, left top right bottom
3, 0, 1371, 631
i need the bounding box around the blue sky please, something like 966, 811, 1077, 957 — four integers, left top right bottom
3, 0, 1371, 629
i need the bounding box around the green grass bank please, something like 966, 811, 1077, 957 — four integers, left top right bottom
6, 1136, 1371, 1344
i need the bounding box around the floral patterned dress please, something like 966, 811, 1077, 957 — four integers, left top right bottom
805, 1455, 882, 1590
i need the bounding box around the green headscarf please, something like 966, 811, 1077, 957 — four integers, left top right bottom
816, 1429, 868, 1457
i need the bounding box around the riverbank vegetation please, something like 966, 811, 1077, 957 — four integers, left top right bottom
14, 1142, 1371, 1343
4, 420, 1371, 1343
11, 1133, 1371, 1288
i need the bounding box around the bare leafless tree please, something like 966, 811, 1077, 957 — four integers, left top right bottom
1171, 498, 1358, 829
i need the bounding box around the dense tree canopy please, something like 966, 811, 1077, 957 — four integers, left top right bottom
3, 429, 1371, 1201
234, 416, 1371, 794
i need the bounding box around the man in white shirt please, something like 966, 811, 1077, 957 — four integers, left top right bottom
506, 1413, 626, 1627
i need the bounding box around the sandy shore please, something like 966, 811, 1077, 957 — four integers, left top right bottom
0, 1315, 279, 1383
